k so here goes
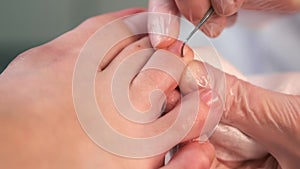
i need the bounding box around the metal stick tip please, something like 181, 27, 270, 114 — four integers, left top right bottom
181, 42, 186, 57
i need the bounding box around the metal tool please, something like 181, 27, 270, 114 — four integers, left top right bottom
181, 7, 214, 57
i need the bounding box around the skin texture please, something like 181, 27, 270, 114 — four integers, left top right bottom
0, 8, 216, 169
148, 0, 300, 48
179, 60, 300, 169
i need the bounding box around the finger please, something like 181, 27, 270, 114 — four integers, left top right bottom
179, 60, 210, 96
211, 0, 244, 16
226, 13, 238, 27
179, 60, 300, 149
148, 0, 180, 49
200, 14, 227, 38
180, 59, 226, 141
210, 123, 268, 162
161, 142, 215, 169
175, 0, 227, 38
175, 0, 211, 24
223, 73, 300, 148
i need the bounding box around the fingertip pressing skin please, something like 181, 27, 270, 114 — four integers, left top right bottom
148, 0, 180, 48
200, 14, 227, 38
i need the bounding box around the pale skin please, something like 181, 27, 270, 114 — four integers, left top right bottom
0, 8, 216, 169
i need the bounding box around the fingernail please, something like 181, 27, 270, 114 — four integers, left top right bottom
149, 27, 176, 49
149, 34, 162, 48
179, 61, 209, 95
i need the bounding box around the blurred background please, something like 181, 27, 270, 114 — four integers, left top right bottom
1, 0, 299, 74
0, 0, 148, 73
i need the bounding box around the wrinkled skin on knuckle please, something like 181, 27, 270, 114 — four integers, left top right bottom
222, 74, 250, 125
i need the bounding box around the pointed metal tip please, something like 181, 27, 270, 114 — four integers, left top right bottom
181, 42, 186, 57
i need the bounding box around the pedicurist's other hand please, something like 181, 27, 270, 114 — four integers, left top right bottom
180, 60, 300, 169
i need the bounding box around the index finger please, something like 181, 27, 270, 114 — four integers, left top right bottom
148, 0, 180, 48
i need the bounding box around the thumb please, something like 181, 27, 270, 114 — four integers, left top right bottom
148, 0, 180, 49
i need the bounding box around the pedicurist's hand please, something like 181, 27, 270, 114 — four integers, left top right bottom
0, 8, 216, 169
180, 60, 300, 169
148, 0, 300, 48
147, 0, 237, 49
